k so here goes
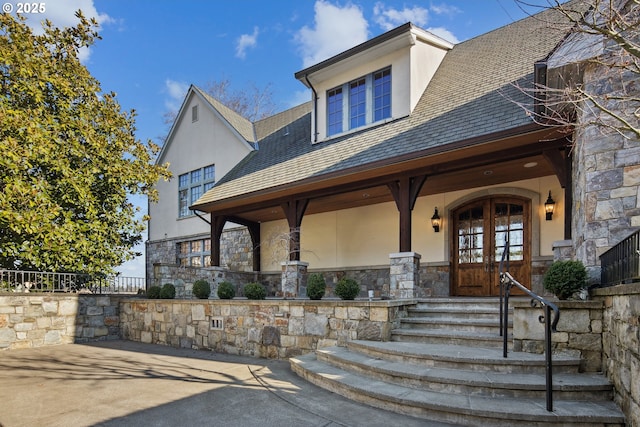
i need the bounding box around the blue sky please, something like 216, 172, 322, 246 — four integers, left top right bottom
11, 0, 553, 277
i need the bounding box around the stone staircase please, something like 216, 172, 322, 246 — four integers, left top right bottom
290, 298, 626, 426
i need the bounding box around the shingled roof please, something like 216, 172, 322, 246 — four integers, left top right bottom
193, 4, 577, 210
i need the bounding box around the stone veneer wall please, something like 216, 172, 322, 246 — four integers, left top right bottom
512, 300, 603, 372
0, 294, 122, 350
120, 299, 412, 359
146, 226, 254, 285
572, 62, 640, 284
593, 284, 640, 427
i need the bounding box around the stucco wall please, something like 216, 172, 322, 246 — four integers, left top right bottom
260, 176, 565, 272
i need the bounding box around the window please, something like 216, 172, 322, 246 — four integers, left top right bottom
326, 67, 391, 136
327, 87, 343, 136
177, 238, 211, 267
192, 105, 199, 122
178, 164, 215, 217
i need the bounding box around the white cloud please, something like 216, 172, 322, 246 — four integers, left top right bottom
236, 26, 259, 59
295, 0, 369, 68
429, 3, 462, 17
373, 2, 429, 31
164, 79, 189, 111
18, 0, 113, 63
425, 26, 459, 44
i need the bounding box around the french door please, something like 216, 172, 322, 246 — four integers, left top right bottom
452, 197, 531, 296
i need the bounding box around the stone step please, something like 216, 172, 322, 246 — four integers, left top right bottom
412, 297, 513, 311
399, 317, 511, 334
391, 328, 515, 350
348, 340, 582, 374
290, 353, 626, 427
408, 306, 504, 320
316, 346, 613, 401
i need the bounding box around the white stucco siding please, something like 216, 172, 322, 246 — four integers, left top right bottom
149, 93, 253, 241
409, 37, 449, 112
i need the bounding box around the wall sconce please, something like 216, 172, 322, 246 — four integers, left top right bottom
431, 207, 441, 232
544, 191, 555, 221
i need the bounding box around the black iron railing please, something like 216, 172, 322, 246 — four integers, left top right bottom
499, 241, 560, 412
0, 270, 145, 294
600, 229, 640, 287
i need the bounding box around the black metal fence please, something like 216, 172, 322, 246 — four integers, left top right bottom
600, 229, 640, 287
0, 270, 146, 294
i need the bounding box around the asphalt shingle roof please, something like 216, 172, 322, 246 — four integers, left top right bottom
194, 4, 577, 210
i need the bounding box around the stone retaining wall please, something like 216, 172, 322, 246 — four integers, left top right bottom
0, 294, 122, 350
512, 300, 603, 372
593, 284, 640, 427
120, 299, 413, 359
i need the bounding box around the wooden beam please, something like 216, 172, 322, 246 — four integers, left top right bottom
210, 216, 227, 267
388, 175, 427, 252
281, 198, 309, 261
543, 148, 568, 188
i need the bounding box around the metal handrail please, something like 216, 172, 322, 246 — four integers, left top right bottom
498, 240, 560, 412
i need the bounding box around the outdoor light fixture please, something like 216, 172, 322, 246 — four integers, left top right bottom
545, 191, 555, 221
431, 207, 441, 232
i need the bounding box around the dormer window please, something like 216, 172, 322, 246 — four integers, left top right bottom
327, 67, 392, 137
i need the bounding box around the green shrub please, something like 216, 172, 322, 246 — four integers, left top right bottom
306, 273, 326, 300
335, 277, 360, 300
217, 281, 235, 299
543, 260, 587, 300
147, 285, 161, 299
160, 283, 176, 299
192, 279, 211, 299
244, 282, 266, 300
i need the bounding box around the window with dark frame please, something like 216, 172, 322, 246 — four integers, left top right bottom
178, 164, 215, 217
326, 66, 391, 137
177, 238, 212, 267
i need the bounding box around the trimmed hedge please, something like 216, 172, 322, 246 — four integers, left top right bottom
335, 277, 360, 300
543, 260, 587, 300
192, 280, 211, 299
244, 282, 266, 300
217, 281, 235, 299
306, 273, 326, 300
159, 283, 176, 299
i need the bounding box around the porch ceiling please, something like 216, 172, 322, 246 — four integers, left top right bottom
205, 128, 570, 224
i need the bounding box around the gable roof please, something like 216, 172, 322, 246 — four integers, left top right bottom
156, 85, 257, 165
193, 4, 579, 211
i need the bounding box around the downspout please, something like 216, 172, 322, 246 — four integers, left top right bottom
193, 210, 211, 225
304, 75, 318, 143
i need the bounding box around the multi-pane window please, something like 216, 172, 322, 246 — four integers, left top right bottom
177, 238, 212, 267
326, 67, 392, 137
349, 78, 366, 129
373, 68, 391, 121
327, 87, 343, 136
178, 164, 215, 217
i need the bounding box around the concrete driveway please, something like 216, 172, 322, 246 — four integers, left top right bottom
0, 341, 456, 427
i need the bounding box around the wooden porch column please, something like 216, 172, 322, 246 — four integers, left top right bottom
543, 145, 572, 239
227, 216, 261, 271
210, 215, 227, 267
281, 198, 309, 261
387, 175, 427, 252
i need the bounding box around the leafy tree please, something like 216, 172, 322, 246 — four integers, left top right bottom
0, 12, 170, 274
513, 0, 639, 139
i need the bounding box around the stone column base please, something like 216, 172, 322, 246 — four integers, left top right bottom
280, 261, 308, 298
389, 252, 421, 299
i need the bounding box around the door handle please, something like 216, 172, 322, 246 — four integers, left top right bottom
484, 256, 489, 272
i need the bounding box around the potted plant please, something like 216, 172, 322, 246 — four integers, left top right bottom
543, 260, 587, 300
